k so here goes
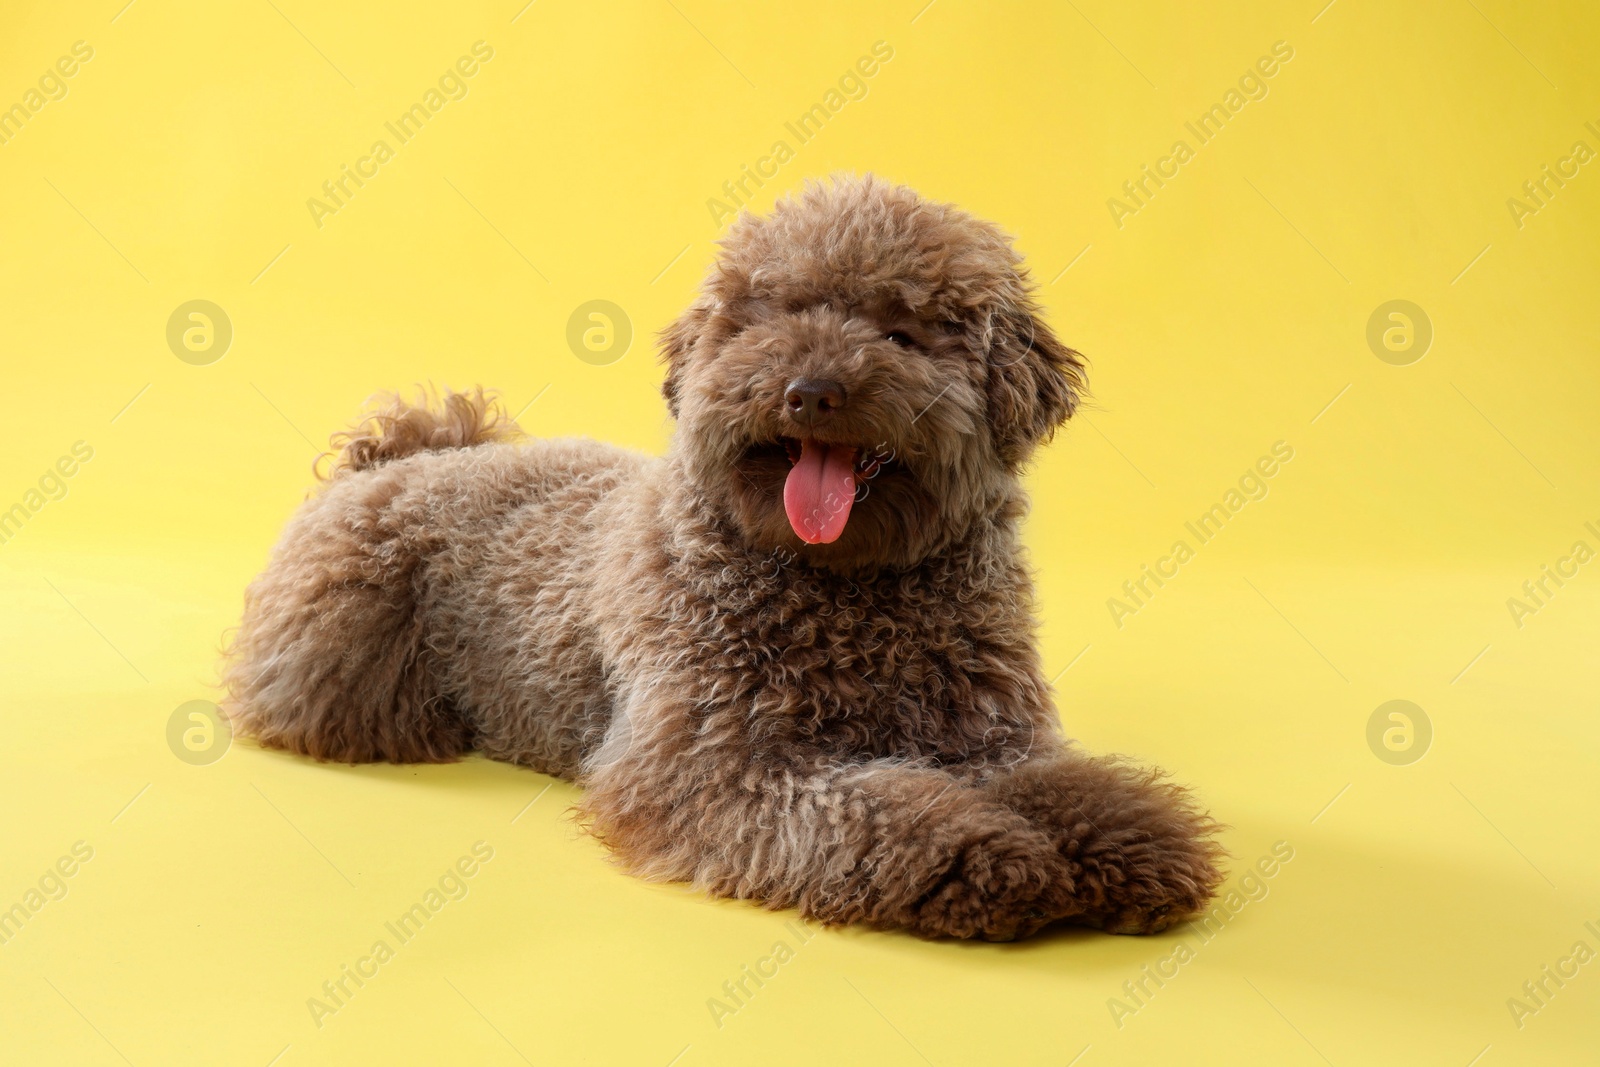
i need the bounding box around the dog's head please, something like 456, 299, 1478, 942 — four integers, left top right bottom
661, 175, 1084, 572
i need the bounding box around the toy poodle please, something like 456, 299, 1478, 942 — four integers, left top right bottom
223, 175, 1223, 940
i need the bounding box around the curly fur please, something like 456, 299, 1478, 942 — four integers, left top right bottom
321, 385, 522, 478
223, 175, 1224, 940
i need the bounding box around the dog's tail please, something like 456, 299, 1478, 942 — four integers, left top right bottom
320, 386, 521, 479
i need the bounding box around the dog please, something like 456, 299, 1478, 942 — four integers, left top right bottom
223, 175, 1223, 940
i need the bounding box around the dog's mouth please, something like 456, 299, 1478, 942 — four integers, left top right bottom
745, 437, 898, 545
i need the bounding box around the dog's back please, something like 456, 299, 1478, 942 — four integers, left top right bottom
222, 390, 647, 773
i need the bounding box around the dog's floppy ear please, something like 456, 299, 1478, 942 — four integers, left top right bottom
658, 298, 711, 419
985, 301, 1085, 466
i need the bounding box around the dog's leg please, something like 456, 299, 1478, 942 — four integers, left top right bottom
222, 471, 471, 763
223, 388, 534, 763
982, 749, 1226, 934
583, 749, 1088, 941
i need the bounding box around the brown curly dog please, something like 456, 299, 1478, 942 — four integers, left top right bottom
223, 175, 1224, 940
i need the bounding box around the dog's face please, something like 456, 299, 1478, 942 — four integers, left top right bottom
661, 176, 1084, 573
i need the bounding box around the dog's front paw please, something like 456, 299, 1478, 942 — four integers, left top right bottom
1076, 878, 1194, 936
989, 753, 1227, 936
1065, 806, 1226, 936
909, 827, 1077, 941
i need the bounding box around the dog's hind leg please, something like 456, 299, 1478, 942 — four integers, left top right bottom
221, 468, 470, 762
222, 389, 518, 763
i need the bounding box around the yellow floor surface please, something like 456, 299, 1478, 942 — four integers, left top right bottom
2, 1, 1597, 1064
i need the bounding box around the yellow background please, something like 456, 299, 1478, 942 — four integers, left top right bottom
2, 0, 1597, 1063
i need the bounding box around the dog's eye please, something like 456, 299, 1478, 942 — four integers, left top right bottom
886, 331, 917, 349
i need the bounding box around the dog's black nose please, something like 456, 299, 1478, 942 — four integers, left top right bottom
784, 378, 846, 428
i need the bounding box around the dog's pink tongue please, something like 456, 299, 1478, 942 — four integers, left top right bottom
783, 440, 857, 544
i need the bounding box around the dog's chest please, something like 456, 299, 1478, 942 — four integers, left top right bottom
694, 561, 1038, 761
